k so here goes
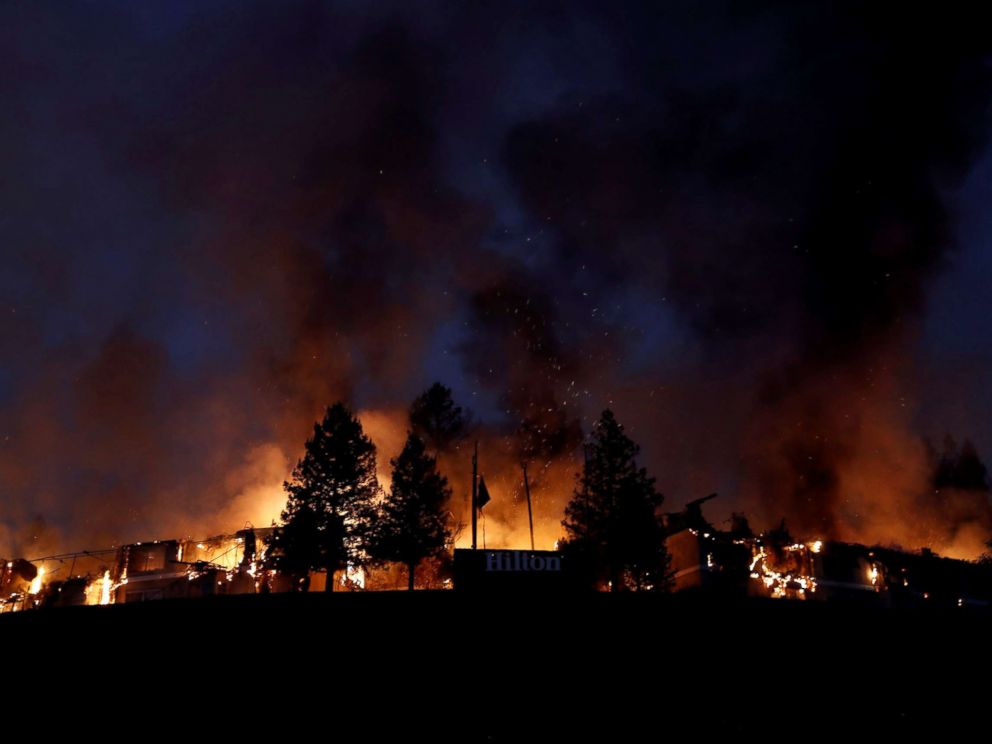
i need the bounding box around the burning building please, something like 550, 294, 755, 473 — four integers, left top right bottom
0, 559, 40, 613
0, 526, 277, 613
664, 496, 992, 608
4, 495, 992, 610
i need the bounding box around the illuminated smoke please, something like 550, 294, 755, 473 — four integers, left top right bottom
499, 5, 992, 554
1, 3, 991, 559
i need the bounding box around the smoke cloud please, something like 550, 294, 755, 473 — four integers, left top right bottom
2, 2, 992, 558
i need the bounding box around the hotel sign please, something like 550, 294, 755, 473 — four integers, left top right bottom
453, 548, 571, 592
484, 550, 562, 573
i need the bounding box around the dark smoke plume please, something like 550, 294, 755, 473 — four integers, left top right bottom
2, 2, 992, 558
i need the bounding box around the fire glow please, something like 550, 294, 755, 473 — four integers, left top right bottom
748, 543, 818, 600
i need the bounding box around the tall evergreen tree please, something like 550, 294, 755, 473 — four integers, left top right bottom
370, 432, 453, 590
561, 409, 668, 592
279, 402, 380, 591
264, 505, 328, 592
409, 382, 468, 454
931, 435, 990, 492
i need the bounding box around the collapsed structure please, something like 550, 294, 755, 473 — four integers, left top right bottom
0, 527, 277, 612
4, 496, 992, 609
0, 523, 441, 612
664, 496, 992, 608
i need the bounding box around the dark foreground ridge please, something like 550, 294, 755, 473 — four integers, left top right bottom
3, 592, 989, 738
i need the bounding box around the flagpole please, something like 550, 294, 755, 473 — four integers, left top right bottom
523, 462, 535, 551
471, 440, 479, 550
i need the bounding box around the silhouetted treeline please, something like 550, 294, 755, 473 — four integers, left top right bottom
267, 381, 673, 591
929, 435, 991, 493
269, 384, 464, 590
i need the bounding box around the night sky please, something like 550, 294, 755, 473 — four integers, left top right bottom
3, 1, 992, 558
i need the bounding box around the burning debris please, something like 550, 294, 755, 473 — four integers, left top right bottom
1, 520, 455, 612
748, 542, 820, 600
0, 559, 39, 613
0, 526, 285, 612
3, 491, 992, 612
664, 496, 992, 608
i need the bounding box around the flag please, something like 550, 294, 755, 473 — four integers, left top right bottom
477, 475, 491, 510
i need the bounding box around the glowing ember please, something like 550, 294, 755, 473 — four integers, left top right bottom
749, 549, 763, 572
341, 563, 366, 590
749, 543, 817, 599
868, 565, 879, 586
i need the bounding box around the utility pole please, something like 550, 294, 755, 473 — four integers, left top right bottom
523, 462, 535, 551
471, 441, 479, 549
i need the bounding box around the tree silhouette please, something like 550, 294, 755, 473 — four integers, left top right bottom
279, 402, 380, 591
980, 540, 992, 565
264, 506, 330, 592
409, 382, 468, 454
931, 435, 990, 492
369, 433, 453, 590
561, 409, 668, 592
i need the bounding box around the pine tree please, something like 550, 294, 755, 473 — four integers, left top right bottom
279, 402, 380, 591
561, 409, 668, 591
932, 435, 990, 492
264, 505, 329, 592
409, 382, 468, 454
370, 432, 453, 590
